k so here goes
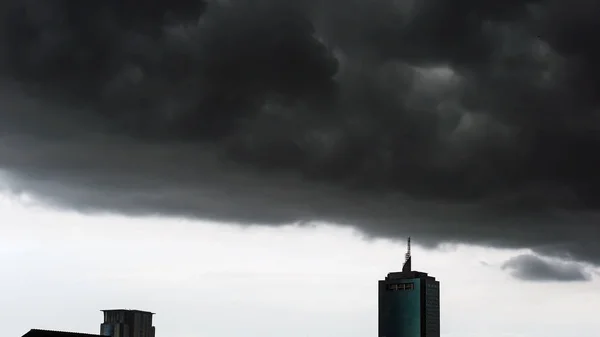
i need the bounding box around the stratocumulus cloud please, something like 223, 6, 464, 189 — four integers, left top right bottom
0, 0, 599, 264
502, 254, 591, 282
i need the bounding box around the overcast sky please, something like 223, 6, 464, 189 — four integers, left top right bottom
1, 1, 600, 336
2, 0, 600, 260
2, 192, 599, 337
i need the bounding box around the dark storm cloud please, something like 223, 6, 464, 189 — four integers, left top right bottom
502, 254, 591, 282
0, 0, 599, 264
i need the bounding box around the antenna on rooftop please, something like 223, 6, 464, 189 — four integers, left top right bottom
405, 236, 411, 262
402, 236, 412, 272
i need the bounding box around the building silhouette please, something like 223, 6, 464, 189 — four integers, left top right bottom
100, 309, 155, 337
22, 330, 102, 337
22, 309, 155, 337
378, 238, 440, 337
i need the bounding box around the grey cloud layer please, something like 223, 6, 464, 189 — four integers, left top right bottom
502, 254, 591, 282
0, 0, 599, 264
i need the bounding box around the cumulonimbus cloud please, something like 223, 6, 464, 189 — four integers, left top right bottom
0, 0, 599, 265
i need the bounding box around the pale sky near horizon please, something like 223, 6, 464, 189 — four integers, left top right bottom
2, 193, 599, 337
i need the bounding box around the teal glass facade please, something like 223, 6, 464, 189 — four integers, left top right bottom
378, 272, 440, 337
379, 278, 421, 337
425, 281, 440, 336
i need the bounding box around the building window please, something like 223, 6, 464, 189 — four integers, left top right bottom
386, 282, 415, 291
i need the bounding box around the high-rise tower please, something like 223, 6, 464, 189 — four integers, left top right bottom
100, 309, 155, 337
378, 237, 440, 337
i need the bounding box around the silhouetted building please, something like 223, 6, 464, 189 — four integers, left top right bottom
22, 329, 103, 337
100, 309, 155, 337
378, 238, 440, 337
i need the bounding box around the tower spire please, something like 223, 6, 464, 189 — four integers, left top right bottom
406, 237, 411, 262
402, 236, 412, 272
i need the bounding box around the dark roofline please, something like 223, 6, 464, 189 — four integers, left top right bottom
101, 309, 155, 315
25, 329, 103, 337
384, 270, 436, 281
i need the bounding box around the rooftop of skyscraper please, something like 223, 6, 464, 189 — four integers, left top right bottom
22, 329, 103, 337
101, 309, 155, 315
